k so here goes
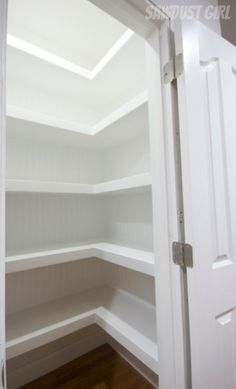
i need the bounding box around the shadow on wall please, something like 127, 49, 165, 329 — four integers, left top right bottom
220, 0, 236, 45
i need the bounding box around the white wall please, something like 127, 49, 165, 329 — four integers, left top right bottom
105, 192, 153, 251
6, 194, 106, 254
7, 137, 103, 184
6, 127, 150, 183
103, 135, 150, 181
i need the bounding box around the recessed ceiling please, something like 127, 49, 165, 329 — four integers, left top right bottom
8, 0, 132, 76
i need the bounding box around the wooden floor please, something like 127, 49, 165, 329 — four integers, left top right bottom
21, 344, 156, 389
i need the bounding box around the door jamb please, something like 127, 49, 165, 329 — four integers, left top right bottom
0, 0, 7, 388
161, 19, 192, 388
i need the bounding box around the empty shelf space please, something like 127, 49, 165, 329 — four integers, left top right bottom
6, 173, 151, 195
6, 242, 155, 276
6, 286, 158, 373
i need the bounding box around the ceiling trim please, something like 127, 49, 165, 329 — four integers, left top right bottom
7, 29, 134, 80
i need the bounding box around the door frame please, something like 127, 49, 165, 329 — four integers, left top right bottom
0, 0, 7, 388
88, 2, 187, 388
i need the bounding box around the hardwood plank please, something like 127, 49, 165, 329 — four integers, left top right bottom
20, 344, 156, 389
92, 384, 109, 389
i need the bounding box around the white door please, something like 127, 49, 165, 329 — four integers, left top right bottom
174, 20, 236, 389
0, 0, 7, 388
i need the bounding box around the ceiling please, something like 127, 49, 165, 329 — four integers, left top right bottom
7, 0, 147, 132
8, 0, 128, 71
7, 34, 147, 127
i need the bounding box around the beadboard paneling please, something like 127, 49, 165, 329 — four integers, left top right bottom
6, 130, 150, 183
6, 259, 155, 315
105, 192, 153, 251
6, 193, 106, 254
6, 259, 107, 314
7, 137, 104, 183
105, 263, 155, 305
6, 191, 153, 254
103, 134, 150, 181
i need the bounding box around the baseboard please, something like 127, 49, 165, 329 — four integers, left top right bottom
7, 324, 107, 389
106, 335, 159, 388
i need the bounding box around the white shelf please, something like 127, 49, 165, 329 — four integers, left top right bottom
7, 100, 149, 151
6, 173, 151, 195
6, 180, 94, 194
7, 104, 91, 135
7, 91, 148, 137
6, 286, 159, 373
6, 242, 155, 276
95, 173, 151, 194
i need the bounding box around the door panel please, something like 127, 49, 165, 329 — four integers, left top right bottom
174, 21, 236, 389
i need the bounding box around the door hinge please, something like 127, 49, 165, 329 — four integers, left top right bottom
163, 53, 183, 84
172, 242, 193, 268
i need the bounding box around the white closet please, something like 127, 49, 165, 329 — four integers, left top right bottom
2, 1, 236, 389
0, 0, 236, 389
5, 0, 159, 386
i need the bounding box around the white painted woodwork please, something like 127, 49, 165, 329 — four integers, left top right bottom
6, 286, 158, 373
7, 91, 148, 137
0, 0, 7, 387
92, 90, 147, 134
95, 173, 151, 194
6, 180, 94, 194
7, 102, 149, 150
175, 20, 236, 389
6, 173, 151, 195
6, 242, 154, 276
146, 23, 187, 389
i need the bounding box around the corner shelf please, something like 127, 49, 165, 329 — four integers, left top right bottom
95, 173, 151, 194
6, 242, 154, 276
7, 90, 148, 136
6, 173, 151, 195
6, 180, 94, 194
6, 286, 159, 373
